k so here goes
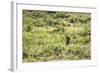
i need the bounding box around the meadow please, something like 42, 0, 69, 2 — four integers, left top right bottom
22, 10, 91, 62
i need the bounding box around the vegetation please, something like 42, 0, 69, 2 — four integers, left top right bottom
22, 10, 91, 62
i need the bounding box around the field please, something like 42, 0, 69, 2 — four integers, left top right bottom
22, 10, 91, 62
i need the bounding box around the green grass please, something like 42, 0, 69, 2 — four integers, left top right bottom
22, 10, 91, 62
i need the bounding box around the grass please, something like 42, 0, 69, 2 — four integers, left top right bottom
22, 10, 91, 62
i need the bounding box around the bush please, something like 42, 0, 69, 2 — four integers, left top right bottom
22, 10, 91, 62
